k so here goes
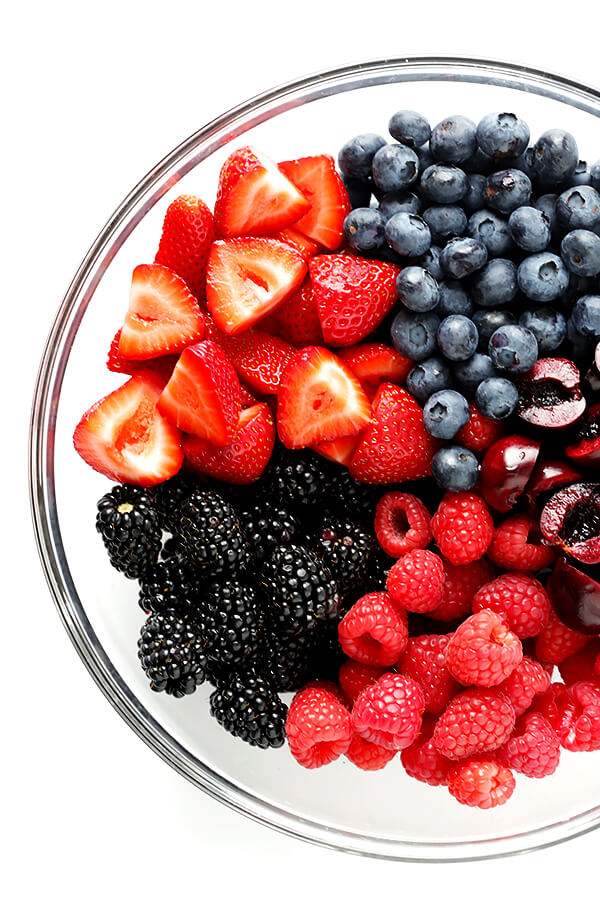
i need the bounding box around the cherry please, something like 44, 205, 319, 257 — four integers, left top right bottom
566, 403, 600, 465
480, 435, 541, 512
526, 458, 582, 510
517, 358, 586, 429
547, 555, 600, 635
540, 482, 600, 564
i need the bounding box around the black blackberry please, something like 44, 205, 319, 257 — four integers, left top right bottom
239, 501, 301, 562
196, 581, 264, 668
311, 624, 348, 682
260, 542, 341, 636
259, 629, 318, 692
178, 490, 253, 578
151, 471, 204, 533
138, 611, 207, 697
96, 484, 162, 579
328, 468, 381, 525
138, 554, 200, 615
364, 544, 396, 592
265, 448, 336, 512
314, 515, 375, 602
209, 670, 287, 748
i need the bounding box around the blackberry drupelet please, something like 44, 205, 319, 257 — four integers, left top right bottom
364, 545, 396, 592
314, 515, 375, 602
151, 471, 204, 533
96, 484, 162, 579
138, 611, 207, 697
178, 490, 253, 578
265, 448, 336, 512
138, 554, 200, 615
209, 670, 287, 748
259, 630, 318, 692
196, 581, 264, 668
239, 501, 301, 562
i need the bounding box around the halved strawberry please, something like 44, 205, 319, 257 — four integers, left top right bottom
313, 431, 363, 466
154, 194, 214, 300
214, 146, 309, 238
73, 370, 183, 485
276, 277, 324, 347
206, 238, 306, 335
274, 227, 320, 260
278, 155, 350, 250
337, 343, 412, 389
239, 384, 258, 407
206, 322, 295, 395
157, 340, 241, 445
118, 264, 205, 360
277, 346, 372, 449
107, 329, 179, 379
183, 403, 275, 484
349, 383, 438, 484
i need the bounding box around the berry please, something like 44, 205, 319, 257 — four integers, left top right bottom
535, 193, 560, 235
364, 545, 396, 593
196, 580, 264, 668
500, 656, 552, 717
469, 258, 519, 307
518, 307, 567, 353
422, 205, 467, 243
260, 630, 318, 692
398, 634, 460, 713
445, 610, 523, 687
279, 154, 350, 250
447, 757, 515, 809
561, 230, 600, 277
473, 573, 551, 640
431, 491, 494, 565
150, 471, 202, 533
517, 252, 570, 304
275, 227, 320, 261
286, 685, 352, 768
468, 209, 513, 258
138, 611, 208, 697
532, 129, 579, 184
558, 641, 600, 685
486, 168, 532, 214
475, 377, 519, 420
209, 670, 287, 749
388, 109, 431, 148
338, 660, 390, 705
508, 206, 551, 253
423, 389, 470, 439
315, 515, 374, 599
420, 164, 468, 204
138, 554, 198, 615
440, 237, 488, 279
378, 190, 422, 219
337, 342, 412, 390
455, 403, 506, 455
338, 592, 408, 666
372, 143, 419, 192
406, 357, 452, 403
556, 184, 600, 231
239, 501, 300, 563
463, 173, 487, 213
343, 207, 386, 252
266, 448, 336, 511
276, 278, 324, 347
571, 294, 600, 337
400, 716, 454, 786
488, 325, 538, 375
374, 491, 432, 557
206, 325, 295, 395
386, 549, 445, 614
437, 280, 473, 318
430, 115, 477, 163
178, 490, 253, 578
390, 309, 440, 361
105, 328, 179, 379
486, 515, 556, 572
154, 194, 214, 299
95, 484, 162, 579
436, 315, 478, 362
419, 244, 444, 280
338, 133, 387, 180
433, 688, 516, 759
429, 558, 494, 622
431, 445, 480, 492
548, 680, 600, 752
499, 712, 560, 778
535, 608, 591, 665
345, 732, 397, 770
476, 112, 530, 159
351, 672, 424, 750
472, 308, 517, 351
453, 353, 497, 395
396, 266, 439, 312
385, 212, 431, 257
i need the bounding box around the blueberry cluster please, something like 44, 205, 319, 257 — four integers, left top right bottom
339, 111, 600, 491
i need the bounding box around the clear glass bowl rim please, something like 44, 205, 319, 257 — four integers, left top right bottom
29, 55, 600, 863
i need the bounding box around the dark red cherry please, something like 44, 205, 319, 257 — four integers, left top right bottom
517, 358, 586, 429
526, 458, 582, 509
540, 482, 600, 564
566, 403, 600, 465
479, 435, 541, 512
547, 555, 600, 635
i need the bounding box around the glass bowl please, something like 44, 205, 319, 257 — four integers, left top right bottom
30, 56, 600, 862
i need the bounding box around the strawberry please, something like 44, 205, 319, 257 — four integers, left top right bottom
157, 340, 241, 446
205, 321, 295, 395
276, 278, 324, 347
214, 146, 309, 238
349, 383, 438, 484
278, 154, 350, 250
206, 238, 306, 335
118, 264, 205, 360
239, 384, 258, 407
277, 346, 372, 449
183, 403, 275, 484
313, 431, 363, 466
274, 227, 320, 260
154, 194, 214, 300
73, 371, 183, 486
107, 329, 178, 379
309, 254, 400, 347
338, 343, 412, 389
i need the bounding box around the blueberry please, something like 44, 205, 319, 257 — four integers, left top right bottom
475, 377, 519, 419
519, 307, 567, 353
416, 143, 434, 170
472, 309, 517, 351
406, 356, 452, 403
396, 266, 439, 312
555, 185, 600, 231
532, 129, 579, 185
343, 207, 386, 252
508, 206, 551, 252
453, 352, 498, 394
463, 174, 487, 212
469, 258, 518, 307
430, 116, 477, 164
488, 324, 538, 374
418, 244, 444, 281
390, 309, 440, 361
421, 205, 467, 243
440, 237, 488, 279
561, 229, 600, 277
513, 147, 538, 182
378, 190, 422, 220
372, 144, 419, 192
571, 161, 593, 186
517, 252, 570, 302
564, 316, 596, 363
420, 164, 468, 204
485, 169, 532, 214
571, 295, 600, 337
476, 112, 530, 159
388, 110, 431, 148
437, 280, 473, 318
423, 389, 470, 439
338, 133, 387, 180
468, 209, 514, 257
385, 212, 431, 256
341, 175, 372, 209
437, 314, 478, 361
462, 148, 495, 176
534, 194, 560, 238
431, 445, 480, 491
592, 161, 600, 192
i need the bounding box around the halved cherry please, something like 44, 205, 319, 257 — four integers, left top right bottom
566, 403, 600, 465
480, 435, 541, 512
547, 555, 600, 635
517, 358, 586, 429
540, 482, 600, 564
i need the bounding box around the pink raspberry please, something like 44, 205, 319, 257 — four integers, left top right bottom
428, 558, 494, 622
472, 572, 551, 639
455, 403, 506, 455
431, 492, 494, 565
351, 672, 424, 751
448, 757, 516, 809
558, 640, 600, 685
338, 592, 408, 666
498, 712, 560, 778
374, 491, 432, 557
499, 656, 552, 717
301, 680, 350, 709
398, 634, 460, 713
445, 609, 523, 687
433, 688, 516, 760
486, 514, 556, 572
386, 549, 445, 614
344, 732, 397, 770
535, 608, 591, 665
400, 716, 454, 786
338, 660, 389, 706
554, 681, 600, 752
286, 685, 352, 769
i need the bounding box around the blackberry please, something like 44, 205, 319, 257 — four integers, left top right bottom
314, 516, 374, 602
209, 670, 287, 748
239, 501, 301, 562
196, 581, 264, 668
151, 471, 203, 533
260, 542, 341, 636
311, 624, 348, 682
265, 448, 336, 512
260, 630, 318, 692
364, 545, 396, 592
328, 467, 381, 525
138, 555, 199, 615
137, 611, 207, 697
178, 490, 253, 578
96, 484, 162, 579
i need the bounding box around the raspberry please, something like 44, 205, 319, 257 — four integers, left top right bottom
285, 685, 352, 768
338, 660, 389, 705
486, 515, 556, 572
448, 757, 516, 809
558, 640, 600, 685
398, 634, 460, 713
499, 656, 552, 717
301, 680, 351, 709
344, 733, 397, 770
445, 610, 523, 687
431, 492, 494, 566
351, 672, 425, 750
498, 712, 560, 778
428, 558, 494, 622
400, 716, 454, 786
472, 573, 551, 639
433, 688, 516, 760
530, 682, 569, 728
455, 403, 506, 455
535, 608, 591, 665
374, 491, 432, 557
338, 592, 408, 666
386, 549, 445, 614
554, 681, 600, 752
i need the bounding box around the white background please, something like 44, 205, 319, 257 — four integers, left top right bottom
5, 2, 600, 896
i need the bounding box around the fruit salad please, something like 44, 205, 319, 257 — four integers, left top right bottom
73, 110, 600, 811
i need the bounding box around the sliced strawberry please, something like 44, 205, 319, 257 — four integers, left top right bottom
118, 263, 205, 360
214, 146, 309, 238
309, 254, 400, 348
276, 278, 324, 347
337, 343, 412, 389
349, 383, 438, 484
206, 238, 306, 335
183, 403, 275, 485
206, 323, 295, 395
157, 340, 241, 445
278, 155, 350, 250
274, 227, 320, 260
73, 371, 183, 486
154, 194, 214, 300
313, 431, 363, 466
239, 384, 258, 407
277, 346, 372, 449
107, 329, 179, 378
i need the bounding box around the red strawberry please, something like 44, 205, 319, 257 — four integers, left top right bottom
154, 194, 214, 299
239, 384, 257, 407
73, 371, 183, 486
278, 155, 350, 250
349, 383, 438, 484
214, 146, 309, 238
274, 227, 320, 260
206, 238, 306, 335
205, 321, 295, 395
157, 340, 241, 445
118, 264, 205, 360
309, 254, 400, 347
107, 329, 178, 379
183, 403, 275, 484
276, 278, 324, 347
313, 432, 363, 466
337, 343, 412, 389
277, 346, 372, 449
